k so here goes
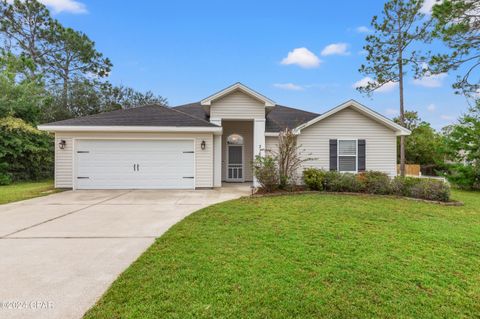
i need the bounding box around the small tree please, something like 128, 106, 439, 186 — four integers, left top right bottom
443, 100, 480, 189
274, 129, 311, 189
393, 111, 444, 165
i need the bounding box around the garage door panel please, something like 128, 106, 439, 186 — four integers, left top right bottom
75, 140, 195, 189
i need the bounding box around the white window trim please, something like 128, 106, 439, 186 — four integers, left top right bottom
337, 139, 358, 173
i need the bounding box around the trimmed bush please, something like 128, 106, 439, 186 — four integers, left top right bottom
326, 172, 364, 193
303, 168, 325, 191
302, 168, 451, 202
390, 176, 420, 197
322, 171, 341, 191
358, 171, 391, 194
410, 179, 450, 202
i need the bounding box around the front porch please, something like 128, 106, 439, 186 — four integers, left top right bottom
221, 120, 254, 183
212, 118, 265, 188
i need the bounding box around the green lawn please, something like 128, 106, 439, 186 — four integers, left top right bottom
85, 190, 480, 319
0, 180, 58, 205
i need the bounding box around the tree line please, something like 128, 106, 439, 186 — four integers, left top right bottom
358, 0, 479, 189
0, 0, 167, 125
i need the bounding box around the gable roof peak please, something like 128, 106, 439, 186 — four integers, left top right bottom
200, 82, 276, 107
294, 99, 411, 136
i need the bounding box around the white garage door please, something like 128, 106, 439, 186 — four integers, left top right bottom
75, 140, 195, 189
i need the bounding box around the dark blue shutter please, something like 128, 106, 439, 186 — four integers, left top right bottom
358, 139, 366, 172
329, 139, 337, 171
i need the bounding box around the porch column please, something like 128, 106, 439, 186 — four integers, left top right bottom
213, 134, 222, 187
211, 118, 222, 187
253, 119, 266, 187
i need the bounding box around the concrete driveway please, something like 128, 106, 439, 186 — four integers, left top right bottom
0, 185, 250, 319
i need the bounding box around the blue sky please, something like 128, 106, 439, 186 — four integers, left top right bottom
45, 0, 469, 129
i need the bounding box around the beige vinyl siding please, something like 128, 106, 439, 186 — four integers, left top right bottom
210, 90, 265, 120
222, 121, 253, 181
297, 107, 398, 176
265, 136, 279, 155
54, 134, 74, 188
54, 132, 213, 188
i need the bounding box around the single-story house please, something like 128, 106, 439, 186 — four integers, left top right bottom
38, 83, 410, 190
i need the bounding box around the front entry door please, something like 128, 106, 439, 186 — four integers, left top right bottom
227, 145, 244, 182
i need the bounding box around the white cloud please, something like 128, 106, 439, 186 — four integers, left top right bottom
420, 0, 438, 14
427, 103, 436, 112
353, 77, 374, 88
42, 0, 87, 13
413, 72, 447, 88
353, 77, 398, 93
385, 108, 399, 116
377, 82, 398, 92
356, 26, 371, 33
321, 43, 350, 56
281, 48, 322, 68
6, 0, 88, 13
273, 83, 304, 91
441, 114, 455, 121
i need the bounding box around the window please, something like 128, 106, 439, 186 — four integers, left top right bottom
227, 134, 244, 145
338, 140, 357, 172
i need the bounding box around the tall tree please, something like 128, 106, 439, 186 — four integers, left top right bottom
429, 0, 480, 96
356, 0, 431, 176
46, 25, 112, 110
0, 0, 56, 78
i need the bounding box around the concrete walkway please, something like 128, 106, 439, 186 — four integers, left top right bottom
0, 185, 250, 319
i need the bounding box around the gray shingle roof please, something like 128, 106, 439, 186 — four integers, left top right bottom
42, 104, 218, 127
173, 102, 319, 132
264, 104, 319, 132
42, 102, 319, 131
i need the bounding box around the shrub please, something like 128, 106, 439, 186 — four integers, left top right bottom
359, 171, 391, 194
321, 170, 340, 191
0, 116, 53, 185
390, 176, 420, 197
410, 178, 450, 202
445, 164, 480, 190
253, 155, 279, 192
326, 172, 364, 192
391, 176, 450, 201
301, 168, 451, 201
303, 168, 325, 190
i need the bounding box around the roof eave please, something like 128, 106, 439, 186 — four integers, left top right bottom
37, 125, 223, 135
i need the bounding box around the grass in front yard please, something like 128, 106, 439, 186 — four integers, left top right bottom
0, 180, 59, 205
85, 190, 480, 318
